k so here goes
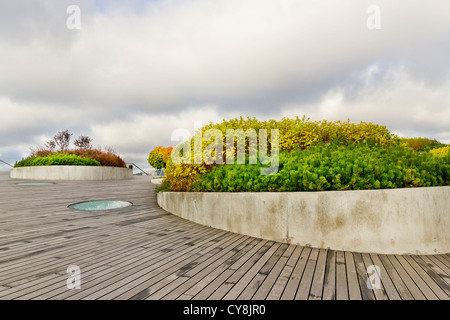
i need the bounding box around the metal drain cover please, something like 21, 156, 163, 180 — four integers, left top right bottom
69, 200, 132, 211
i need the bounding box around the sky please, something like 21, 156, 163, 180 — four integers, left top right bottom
0, 0, 449, 171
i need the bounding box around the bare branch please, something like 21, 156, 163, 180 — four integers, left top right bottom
74, 135, 93, 149
53, 130, 72, 152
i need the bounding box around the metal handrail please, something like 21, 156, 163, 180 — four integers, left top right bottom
126, 163, 150, 175
0, 160, 13, 168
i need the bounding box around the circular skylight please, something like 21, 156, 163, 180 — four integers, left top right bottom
69, 200, 132, 211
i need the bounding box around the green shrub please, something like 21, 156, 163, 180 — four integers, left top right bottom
155, 180, 171, 194
165, 116, 398, 191
190, 144, 450, 192
14, 153, 101, 167
32, 148, 126, 168
148, 146, 173, 169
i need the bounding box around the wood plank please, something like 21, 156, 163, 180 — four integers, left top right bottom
4, 222, 221, 300
1, 222, 189, 286
0, 215, 215, 291
1, 172, 449, 301
427, 255, 450, 277
190, 239, 268, 300
295, 248, 319, 300
345, 251, 362, 300
252, 245, 296, 300
336, 251, 348, 300
76, 231, 239, 300
265, 246, 303, 300
33, 226, 220, 300
46, 226, 226, 300
142, 236, 255, 300
237, 244, 289, 300
222, 242, 282, 300
416, 255, 450, 287
438, 254, 450, 264
405, 255, 450, 300
206, 241, 273, 300
174, 238, 263, 300
369, 253, 401, 300
308, 248, 327, 300
353, 252, 375, 300
280, 246, 311, 300
378, 254, 413, 300
322, 250, 336, 300
385, 255, 426, 300
395, 255, 438, 300
361, 253, 388, 300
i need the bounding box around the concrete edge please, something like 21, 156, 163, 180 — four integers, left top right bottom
157, 187, 450, 255
10, 166, 133, 181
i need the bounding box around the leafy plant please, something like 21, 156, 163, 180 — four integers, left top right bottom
163, 157, 208, 191
148, 146, 173, 170
164, 116, 399, 191
66, 149, 126, 167
14, 153, 101, 167
155, 180, 171, 194
24, 130, 126, 168
430, 146, 450, 158
189, 143, 449, 192
74, 135, 93, 149
23, 148, 126, 168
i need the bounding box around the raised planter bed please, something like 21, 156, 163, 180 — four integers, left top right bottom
10, 166, 133, 181
157, 186, 450, 255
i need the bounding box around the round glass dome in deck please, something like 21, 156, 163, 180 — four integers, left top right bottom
69, 200, 132, 211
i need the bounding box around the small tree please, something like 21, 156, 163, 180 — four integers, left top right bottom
52, 130, 72, 152
45, 140, 56, 152
74, 135, 93, 149
148, 146, 173, 170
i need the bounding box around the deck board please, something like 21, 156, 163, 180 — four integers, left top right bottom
280, 246, 310, 300
322, 250, 336, 300
308, 248, 327, 300
0, 172, 448, 300
345, 251, 362, 300
295, 248, 319, 300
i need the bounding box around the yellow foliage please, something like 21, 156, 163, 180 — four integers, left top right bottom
430, 146, 450, 157
164, 116, 398, 191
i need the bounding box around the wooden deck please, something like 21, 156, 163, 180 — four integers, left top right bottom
0, 172, 449, 300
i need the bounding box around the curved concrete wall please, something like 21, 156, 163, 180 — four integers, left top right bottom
10, 166, 133, 181
157, 187, 450, 255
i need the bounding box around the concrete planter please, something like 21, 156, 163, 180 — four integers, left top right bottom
10, 166, 133, 181
157, 186, 450, 255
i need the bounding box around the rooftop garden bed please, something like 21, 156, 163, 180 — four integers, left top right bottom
14, 130, 126, 168
157, 116, 450, 192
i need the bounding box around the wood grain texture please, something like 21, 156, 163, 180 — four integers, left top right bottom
0, 172, 448, 300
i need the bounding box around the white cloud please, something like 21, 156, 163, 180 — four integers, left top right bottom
89, 105, 225, 165
281, 67, 450, 143
2, 0, 449, 109
0, 0, 449, 171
